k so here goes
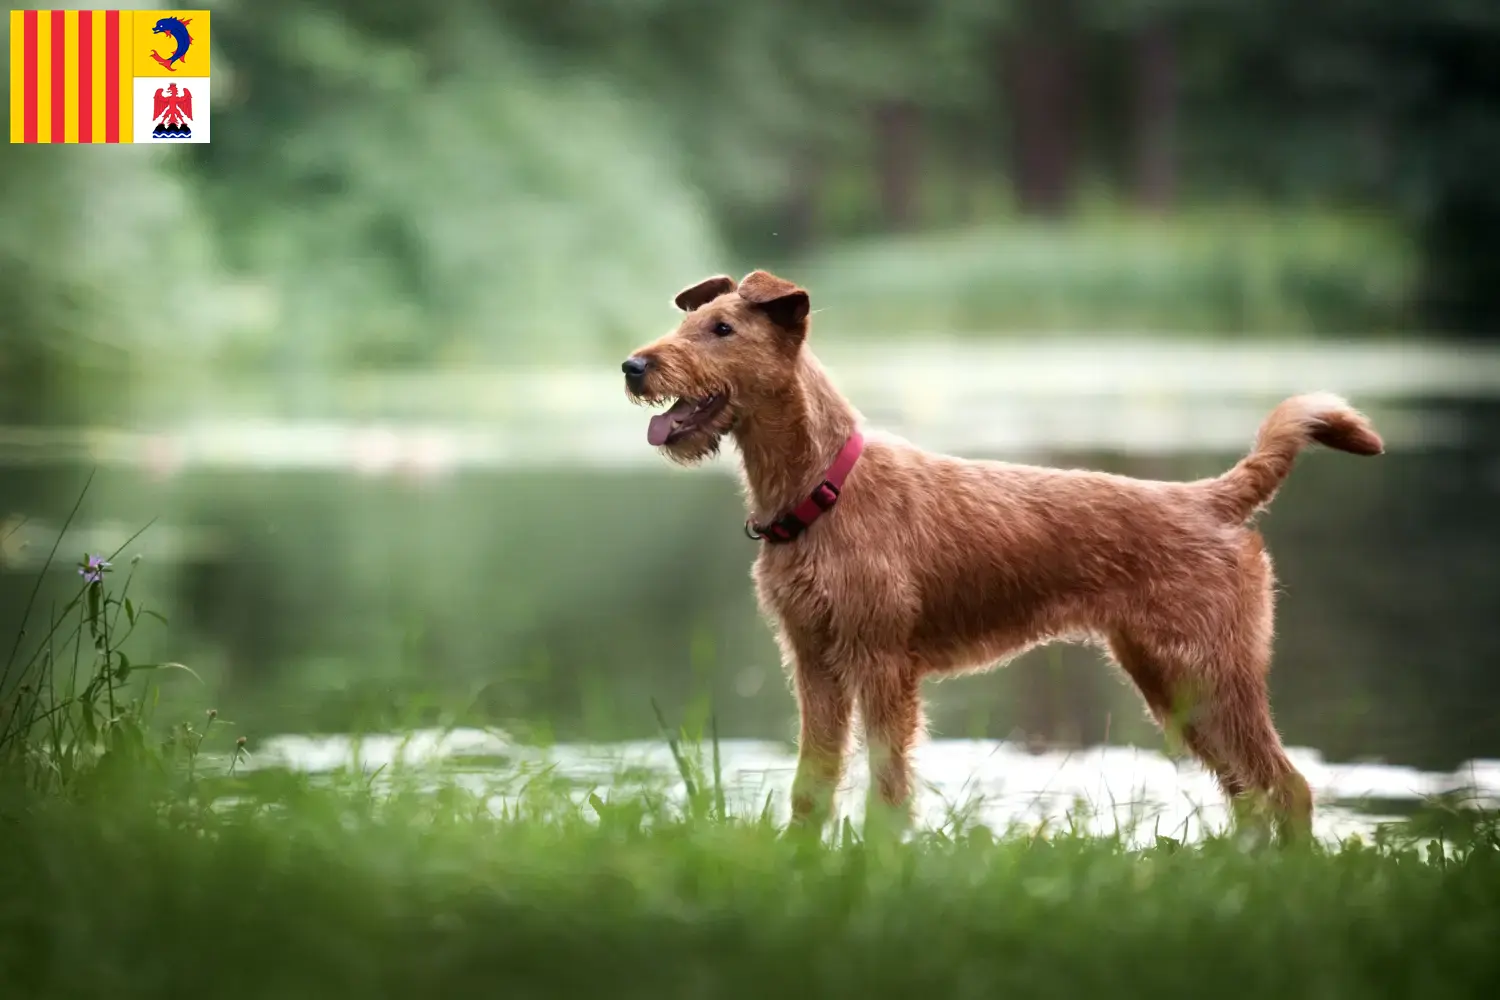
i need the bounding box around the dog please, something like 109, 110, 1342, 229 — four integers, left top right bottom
622, 269, 1383, 841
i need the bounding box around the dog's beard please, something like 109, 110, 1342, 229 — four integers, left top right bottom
656, 403, 735, 465
629, 387, 733, 464
660, 423, 729, 465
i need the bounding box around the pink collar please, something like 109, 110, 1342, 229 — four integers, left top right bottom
746, 432, 865, 544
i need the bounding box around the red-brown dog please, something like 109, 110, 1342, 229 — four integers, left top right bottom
623, 270, 1383, 840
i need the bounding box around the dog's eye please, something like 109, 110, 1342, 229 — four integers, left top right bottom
712, 321, 733, 337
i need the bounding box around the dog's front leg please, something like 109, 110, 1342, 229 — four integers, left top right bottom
787, 648, 853, 834
858, 666, 923, 839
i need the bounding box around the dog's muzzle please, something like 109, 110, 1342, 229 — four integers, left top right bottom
621, 356, 650, 395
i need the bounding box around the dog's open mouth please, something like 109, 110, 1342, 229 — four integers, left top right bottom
645, 394, 728, 446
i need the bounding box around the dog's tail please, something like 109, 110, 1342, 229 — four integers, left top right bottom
1204, 393, 1383, 523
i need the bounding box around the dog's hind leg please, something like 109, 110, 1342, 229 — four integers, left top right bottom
1113, 631, 1312, 842
1208, 535, 1314, 842
1109, 632, 1246, 800
857, 665, 925, 839
1197, 675, 1313, 843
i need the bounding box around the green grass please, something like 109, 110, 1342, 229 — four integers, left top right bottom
2, 768, 1499, 1000
3, 505, 1500, 999
793, 208, 1416, 338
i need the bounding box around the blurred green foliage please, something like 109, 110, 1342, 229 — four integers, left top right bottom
196, 3, 725, 371
801, 210, 1414, 337
5, 0, 1498, 417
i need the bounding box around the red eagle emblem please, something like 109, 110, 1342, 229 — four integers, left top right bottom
151, 83, 194, 139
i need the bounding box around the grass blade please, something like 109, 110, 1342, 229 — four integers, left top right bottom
650, 697, 698, 803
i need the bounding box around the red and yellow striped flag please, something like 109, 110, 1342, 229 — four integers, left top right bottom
10, 9, 133, 143
11, 10, 212, 143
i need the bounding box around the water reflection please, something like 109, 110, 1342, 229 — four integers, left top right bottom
253, 730, 1500, 847
3, 340, 1499, 773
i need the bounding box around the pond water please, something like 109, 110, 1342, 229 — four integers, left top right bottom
253, 730, 1500, 847
5, 338, 1500, 776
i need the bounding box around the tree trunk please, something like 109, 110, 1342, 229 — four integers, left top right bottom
776, 146, 824, 254
873, 100, 921, 230
1001, 0, 1079, 217
1132, 19, 1178, 212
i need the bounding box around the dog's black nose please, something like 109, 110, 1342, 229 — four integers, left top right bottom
621, 356, 649, 379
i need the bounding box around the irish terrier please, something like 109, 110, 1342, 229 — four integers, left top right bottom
622, 270, 1383, 841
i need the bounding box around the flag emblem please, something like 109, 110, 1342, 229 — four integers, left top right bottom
150, 80, 190, 137
9, 9, 211, 144
147, 14, 191, 71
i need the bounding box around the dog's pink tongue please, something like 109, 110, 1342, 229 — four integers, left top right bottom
647, 399, 695, 446
647, 414, 675, 446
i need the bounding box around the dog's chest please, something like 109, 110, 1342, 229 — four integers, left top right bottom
751, 537, 904, 641
751, 545, 835, 630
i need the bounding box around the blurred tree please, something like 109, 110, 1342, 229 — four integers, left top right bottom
1, 152, 204, 425
191, 0, 1498, 342
193, 0, 723, 372
1002, 0, 1081, 216
1171, 0, 1500, 333
6, 0, 1495, 387
476, 0, 1011, 251
1129, 16, 1178, 211
1377, 2, 1500, 335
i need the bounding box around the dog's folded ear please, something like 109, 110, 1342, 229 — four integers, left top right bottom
737, 270, 810, 336
673, 276, 737, 312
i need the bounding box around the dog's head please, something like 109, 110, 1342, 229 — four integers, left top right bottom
621, 270, 811, 464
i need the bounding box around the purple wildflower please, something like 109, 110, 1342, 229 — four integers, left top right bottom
78, 554, 112, 584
